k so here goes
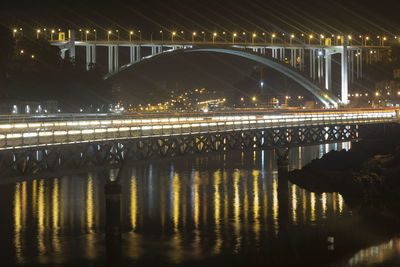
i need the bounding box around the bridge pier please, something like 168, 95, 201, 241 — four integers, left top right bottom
108, 45, 119, 73
325, 52, 332, 90
85, 45, 96, 70
341, 37, 349, 104
129, 45, 136, 63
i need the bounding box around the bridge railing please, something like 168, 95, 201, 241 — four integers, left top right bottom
0, 110, 396, 150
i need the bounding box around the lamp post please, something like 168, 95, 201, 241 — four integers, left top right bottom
365, 36, 369, 46
290, 34, 294, 45
129, 31, 134, 42
85, 30, 89, 41
222, 31, 226, 41
172, 31, 176, 42
212, 32, 217, 44
232, 32, 237, 44
36, 29, 41, 39
138, 30, 141, 41
348, 35, 352, 45
382, 37, 386, 46
242, 32, 246, 44
308, 34, 313, 45
271, 33, 275, 45
107, 30, 112, 42
79, 29, 82, 41
116, 30, 119, 41
262, 32, 266, 43
192, 32, 196, 43
50, 29, 55, 41
94, 29, 97, 41
202, 31, 205, 41
160, 30, 163, 42
319, 34, 324, 46
252, 33, 256, 44
13, 29, 17, 38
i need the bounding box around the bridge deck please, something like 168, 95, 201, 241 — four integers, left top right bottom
0, 109, 396, 151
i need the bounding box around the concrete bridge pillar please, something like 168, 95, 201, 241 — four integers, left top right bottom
136, 46, 141, 61
151, 45, 156, 55
69, 29, 76, 60
341, 37, 349, 104
359, 49, 363, 79
129, 45, 135, 63
325, 52, 332, 90
108, 45, 119, 73
85, 45, 96, 70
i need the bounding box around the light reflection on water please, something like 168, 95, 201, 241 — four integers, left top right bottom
10, 141, 396, 266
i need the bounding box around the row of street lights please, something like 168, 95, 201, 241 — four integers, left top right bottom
12, 27, 395, 46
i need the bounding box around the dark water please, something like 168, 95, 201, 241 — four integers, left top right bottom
2, 142, 400, 266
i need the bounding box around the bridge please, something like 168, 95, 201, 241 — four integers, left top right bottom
50, 30, 390, 107
0, 108, 397, 179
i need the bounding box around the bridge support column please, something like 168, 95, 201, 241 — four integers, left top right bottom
359, 49, 363, 78
129, 45, 136, 63
341, 37, 349, 104
108, 45, 119, 73
69, 29, 75, 60
136, 46, 141, 61
325, 52, 332, 90
350, 50, 354, 83
151, 46, 156, 55
85, 45, 96, 70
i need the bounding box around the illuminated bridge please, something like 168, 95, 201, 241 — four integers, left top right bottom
0, 108, 397, 179
51, 30, 389, 107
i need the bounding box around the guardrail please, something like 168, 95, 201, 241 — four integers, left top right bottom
0, 109, 396, 150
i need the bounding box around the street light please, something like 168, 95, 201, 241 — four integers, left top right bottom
271, 33, 275, 44
320, 34, 324, 46
212, 32, 217, 44
13, 29, 17, 38
36, 29, 41, 39
129, 31, 134, 42
242, 32, 246, 44
93, 29, 97, 41
192, 32, 196, 42
160, 30, 163, 42
262, 32, 266, 43
201, 31, 205, 41
382, 37, 387, 46
252, 33, 256, 44
79, 29, 82, 41
232, 32, 237, 44
51, 29, 55, 41
308, 34, 313, 45
85, 30, 89, 41
172, 31, 176, 42
222, 31, 226, 41
348, 35, 352, 45
290, 34, 295, 45
107, 30, 112, 42
116, 29, 119, 41
365, 36, 369, 46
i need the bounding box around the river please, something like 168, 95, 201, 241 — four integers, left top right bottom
2, 141, 400, 266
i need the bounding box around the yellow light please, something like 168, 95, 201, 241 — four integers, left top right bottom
383, 37, 387, 40
348, 35, 352, 40
252, 96, 257, 101
20, 50, 24, 54
320, 34, 324, 39
233, 33, 237, 37
51, 29, 55, 33
31, 55, 35, 59
86, 30, 89, 34
252, 33, 256, 37
13, 29, 17, 33
366, 36, 369, 40
291, 34, 295, 38
272, 34, 276, 38
172, 31, 176, 36
37, 29, 41, 33
375, 92, 380, 96
309, 34, 313, 39
192, 32, 196, 36
213, 32, 217, 36
108, 30, 112, 34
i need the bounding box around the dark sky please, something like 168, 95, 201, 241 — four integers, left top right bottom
2, 0, 399, 36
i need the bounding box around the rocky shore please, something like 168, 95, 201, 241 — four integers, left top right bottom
289, 123, 400, 211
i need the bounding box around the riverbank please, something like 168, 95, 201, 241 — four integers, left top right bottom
289, 123, 400, 212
